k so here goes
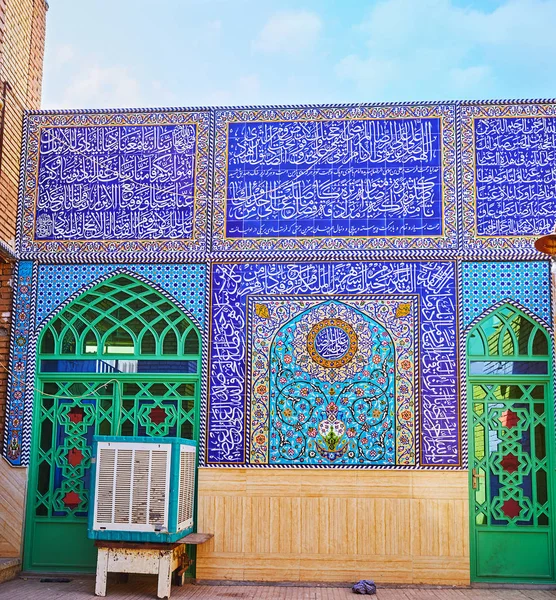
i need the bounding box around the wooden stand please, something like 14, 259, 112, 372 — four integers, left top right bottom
94, 533, 213, 599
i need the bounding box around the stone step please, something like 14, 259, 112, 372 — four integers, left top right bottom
0, 557, 21, 584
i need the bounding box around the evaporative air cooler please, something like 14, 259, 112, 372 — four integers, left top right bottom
88, 436, 197, 543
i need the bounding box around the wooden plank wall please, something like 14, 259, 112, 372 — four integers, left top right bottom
196, 468, 470, 586
0, 459, 26, 557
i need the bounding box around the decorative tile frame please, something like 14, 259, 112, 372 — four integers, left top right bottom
247, 294, 418, 466
3, 263, 208, 466
208, 260, 459, 468
460, 102, 556, 254
212, 103, 457, 253
17, 109, 211, 258
3, 261, 34, 465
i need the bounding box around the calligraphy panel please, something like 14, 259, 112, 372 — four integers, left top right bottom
461, 102, 556, 252
19, 110, 211, 255
212, 104, 457, 252
208, 261, 459, 467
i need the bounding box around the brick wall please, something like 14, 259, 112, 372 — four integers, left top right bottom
0, 0, 47, 247
0, 0, 47, 449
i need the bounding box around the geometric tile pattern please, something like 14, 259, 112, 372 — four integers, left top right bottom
461, 261, 550, 329
36, 263, 207, 328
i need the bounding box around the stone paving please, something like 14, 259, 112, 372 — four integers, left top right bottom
0, 576, 555, 600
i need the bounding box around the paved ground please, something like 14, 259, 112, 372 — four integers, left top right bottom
0, 577, 555, 600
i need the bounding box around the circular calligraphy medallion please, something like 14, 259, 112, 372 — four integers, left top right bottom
307, 318, 358, 368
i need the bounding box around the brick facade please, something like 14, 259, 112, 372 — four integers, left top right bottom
0, 0, 46, 454
0, 0, 47, 247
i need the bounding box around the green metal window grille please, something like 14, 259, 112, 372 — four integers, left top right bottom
467, 305, 551, 528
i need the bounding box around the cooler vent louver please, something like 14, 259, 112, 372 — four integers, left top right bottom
89, 437, 197, 543
177, 447, 196, 529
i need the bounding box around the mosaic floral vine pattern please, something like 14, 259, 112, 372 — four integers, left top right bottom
249, 297, 416, 466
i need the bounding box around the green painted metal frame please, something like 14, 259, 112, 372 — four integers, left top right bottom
466, 304, 556, 583
24, 274, 202, 573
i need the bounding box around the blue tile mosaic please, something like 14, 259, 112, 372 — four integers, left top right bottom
460, 102, 556, 253
461, 261, 550, 328
35, 264, 207, 327
226, 118, 442, 238
209, 261, 458, 467
212, 104, 457, 252
19, 110, 211, 255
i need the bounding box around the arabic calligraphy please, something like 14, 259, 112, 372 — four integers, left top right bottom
225, 118, 443, 238
475, 116, 556, 236
313, 326, 351, 360
208, 261, 458, 465
35, 124, 198, 241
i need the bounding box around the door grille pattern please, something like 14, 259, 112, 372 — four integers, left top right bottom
27, 274, 200, 570
472, 383, 549, 526
467, 303, 553, 581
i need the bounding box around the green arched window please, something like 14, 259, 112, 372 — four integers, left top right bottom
26, 274, 201, 572
39, 274, 200, 361
467, 304, 549, 376
467, 303, 553, 581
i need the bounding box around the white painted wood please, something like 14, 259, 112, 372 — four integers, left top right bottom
94, 548, 108, 597
157, 552, 173, 599
94, 544, 186, 597
106, 549, 159, 574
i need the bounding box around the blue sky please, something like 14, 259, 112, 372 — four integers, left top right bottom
42, 0, 556, 109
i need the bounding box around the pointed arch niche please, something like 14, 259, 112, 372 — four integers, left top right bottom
24, 273, 201, 571
248, 296, 417, 467
466, 302, 555, 582
467, 302, 550, 375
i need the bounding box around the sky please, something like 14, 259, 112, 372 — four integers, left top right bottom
41, 0, 556, 110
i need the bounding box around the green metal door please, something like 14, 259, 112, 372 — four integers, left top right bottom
467, 305, 555, 582
24, 275, 201, 572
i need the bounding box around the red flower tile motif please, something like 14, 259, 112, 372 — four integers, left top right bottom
500, 453, 519, 473
501, 498, 522, 519
67, 448, 83, 467
149, 407, 167, 425
499, 409, 519, 429
68, 406, 84, 423
63, 491, 81, 510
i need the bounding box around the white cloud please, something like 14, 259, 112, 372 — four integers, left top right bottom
253, 10, 322, 55
336, 0, 556, 100
53, 65, 142, 109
